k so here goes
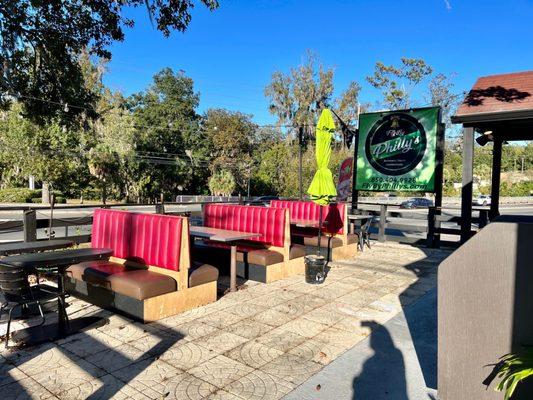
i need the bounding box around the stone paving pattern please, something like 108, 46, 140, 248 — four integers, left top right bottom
0, 242, 450, 399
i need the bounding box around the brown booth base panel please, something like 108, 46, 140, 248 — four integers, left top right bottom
236, 243, 359, 284
65, 278, 217, 323
304, 242, 358, 262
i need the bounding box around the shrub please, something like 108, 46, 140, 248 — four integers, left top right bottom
0, 188, 41, 203
30, 198, 42, 203
54, 196, 66, 204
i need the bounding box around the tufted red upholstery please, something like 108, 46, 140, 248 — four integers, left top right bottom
270, 200, 345, 234
203, 204, 286, 247
91, 209, 132, 258
129, 213, 183, 271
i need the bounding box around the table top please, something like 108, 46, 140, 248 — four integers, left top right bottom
190, 226, 262, 242
348, 214, 373, 220
2, 248, 112, 269
0, 239, 75, 256
290, 219, 332, 228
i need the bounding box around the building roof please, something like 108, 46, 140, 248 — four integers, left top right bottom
452, 71, 533, 124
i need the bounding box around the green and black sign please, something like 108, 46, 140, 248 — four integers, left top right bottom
356, 107, 440, 192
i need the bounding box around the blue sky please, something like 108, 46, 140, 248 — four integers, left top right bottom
103, 0, 533, 125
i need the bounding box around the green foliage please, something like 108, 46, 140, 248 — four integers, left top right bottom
1, 0, 219, 122
128, 68, 202, 200
500, 181, 533, 197
367, 57, 433, 109
0, 188, 40, 203
265, 51, 360, 135
203, 108, 257, 192
488, 347, 533, 400
208, 170, 236, 196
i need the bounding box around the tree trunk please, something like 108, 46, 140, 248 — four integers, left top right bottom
42, 181, 50, 204
101, 182, 107, 205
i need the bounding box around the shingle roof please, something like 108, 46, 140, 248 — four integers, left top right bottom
454, 71, 533, 119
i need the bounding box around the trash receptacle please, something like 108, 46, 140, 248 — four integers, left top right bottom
305, 254, 326, 284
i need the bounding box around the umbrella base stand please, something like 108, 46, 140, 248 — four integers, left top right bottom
304, 255, 326, 284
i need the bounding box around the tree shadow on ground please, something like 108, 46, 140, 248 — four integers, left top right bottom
1, 305, 186, 399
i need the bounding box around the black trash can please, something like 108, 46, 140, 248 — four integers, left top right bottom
304, 254, 326, 284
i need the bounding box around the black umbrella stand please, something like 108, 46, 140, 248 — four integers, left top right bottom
304, 204, 326, 284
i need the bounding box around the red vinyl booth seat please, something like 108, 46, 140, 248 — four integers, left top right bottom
68, 211, 218, 301
203, 204, 287, 247
91, 209, 132, 258
129, 213, 183, 271
270, 200, 345, 235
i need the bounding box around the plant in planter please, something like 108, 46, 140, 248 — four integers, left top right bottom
484, 347, 533, 400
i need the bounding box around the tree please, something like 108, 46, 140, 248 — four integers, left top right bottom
367, 57, 433, 109
0, 0, 219, 122
208, 170, 235, 196
0, 103, 85, 199
265, 52, 361, 142
203, 108, 257, 193
128, 68, 201, 200
265, 52, 334, 130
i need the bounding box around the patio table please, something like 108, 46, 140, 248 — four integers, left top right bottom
348, 214, 373, 233
189, 226, 261, 292
0, 239, 74, 256
2, 247, 112, 346
292, 219, 320, 228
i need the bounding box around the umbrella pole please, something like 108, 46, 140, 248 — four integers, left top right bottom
317, 206, 323, 256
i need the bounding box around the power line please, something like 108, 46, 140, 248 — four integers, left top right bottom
4, 93, 313, 130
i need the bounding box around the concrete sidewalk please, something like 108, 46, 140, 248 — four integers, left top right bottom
284, 288, 438, 400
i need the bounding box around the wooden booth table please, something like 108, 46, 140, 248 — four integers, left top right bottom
2, 248, 112, 346
189, 226, 261, 292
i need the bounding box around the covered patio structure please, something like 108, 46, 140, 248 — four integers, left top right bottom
451, 71, 533, 243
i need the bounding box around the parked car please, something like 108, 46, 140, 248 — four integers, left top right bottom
245, 196, 279, 206
473, 194, 491, 206
400, 197, 434, 209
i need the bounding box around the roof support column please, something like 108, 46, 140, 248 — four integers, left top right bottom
489, 136, 502, 220
460, 126, 474, 243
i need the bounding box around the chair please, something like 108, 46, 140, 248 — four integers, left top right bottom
357, 216, 374, 252
0, 262, 62, 348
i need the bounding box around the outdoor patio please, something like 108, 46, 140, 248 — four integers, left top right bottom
0, 242, 450, 400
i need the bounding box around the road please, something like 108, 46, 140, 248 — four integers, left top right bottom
0, 203, 531, 244
0, 204, 202, 243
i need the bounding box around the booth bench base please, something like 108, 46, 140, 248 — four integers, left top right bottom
66, 278, 217, 323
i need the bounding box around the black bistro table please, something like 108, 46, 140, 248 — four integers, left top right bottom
0, 239, 74, 257
2, 247, 112, 346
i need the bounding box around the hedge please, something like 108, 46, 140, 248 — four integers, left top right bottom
0, 188, 66, 203
0, 188, 41, 203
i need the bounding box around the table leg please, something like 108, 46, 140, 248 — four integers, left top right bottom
230, 245, 237, 292
57, 272, 70, 335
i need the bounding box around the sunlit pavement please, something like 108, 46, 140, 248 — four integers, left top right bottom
0, 242, 450, 399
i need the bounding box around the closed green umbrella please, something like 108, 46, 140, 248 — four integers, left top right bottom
307, 108, 337, 257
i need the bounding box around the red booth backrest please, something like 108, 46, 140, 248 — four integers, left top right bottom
270, 200, 345, 234
203, 204, 287, 248
91, 209, 132, 259
129, 213, 184, 271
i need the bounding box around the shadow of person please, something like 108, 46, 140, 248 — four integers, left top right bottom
352, 320, 408, 400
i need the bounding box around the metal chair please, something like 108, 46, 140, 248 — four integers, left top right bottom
357, 216, 374, 252
0, 262, 61, 348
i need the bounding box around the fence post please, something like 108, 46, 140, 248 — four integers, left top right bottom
378, 204, 387, 242
155, 203, 165, 214
23, 210, 37, 242
479, 209, 488, 229
427, 207, 435, 247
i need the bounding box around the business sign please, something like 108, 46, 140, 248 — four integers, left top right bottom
336, 157, 353, 201
355, 107, 439, 192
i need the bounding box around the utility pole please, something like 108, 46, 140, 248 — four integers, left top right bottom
298, 126, 304, 200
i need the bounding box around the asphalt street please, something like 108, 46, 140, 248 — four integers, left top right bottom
0, 203, 530, 243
